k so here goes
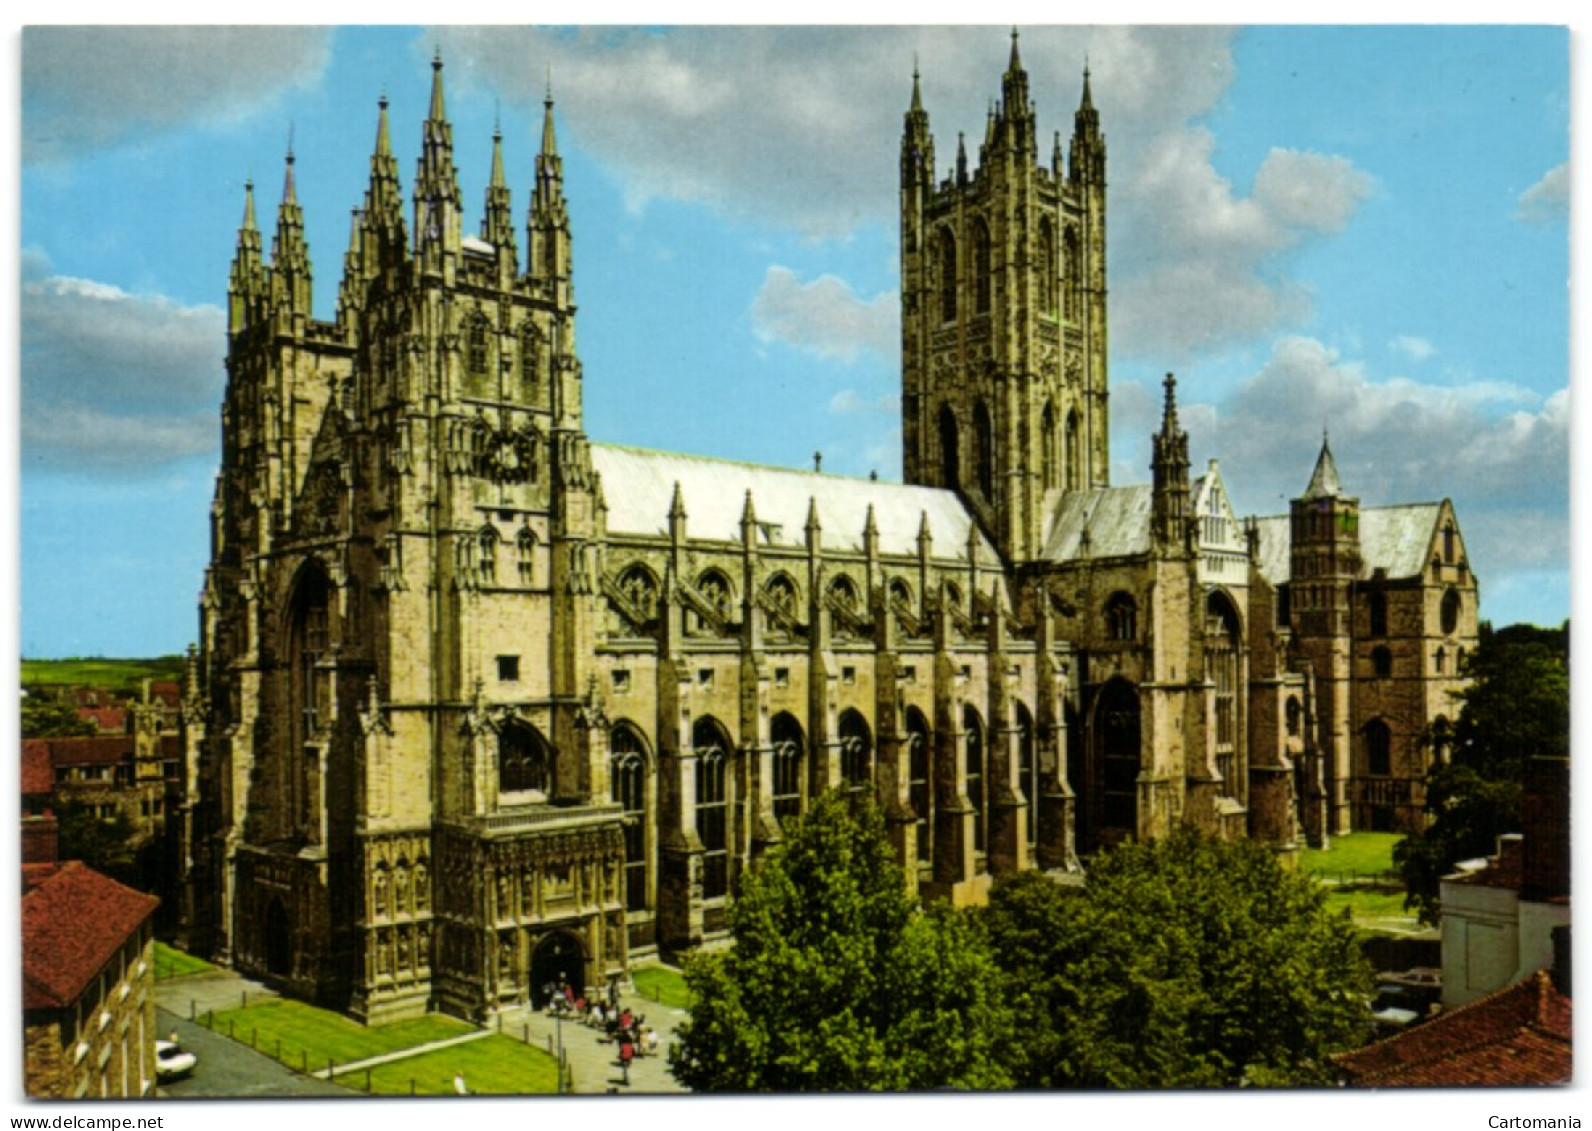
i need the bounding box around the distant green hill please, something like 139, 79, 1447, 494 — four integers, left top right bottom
21, 656, 186, 695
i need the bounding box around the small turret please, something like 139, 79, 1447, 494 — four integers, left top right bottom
360, 94, 409, 277
528, 75, 571, 298
1070, 62, 1105, 185
269, 142, 313, 325
481, 118, 519, 265
900, 59, 935, 193
228, 179, 268, 335
996, 28, 1036, 156
1151, 373, 1191, 552
414, 50, 462, 268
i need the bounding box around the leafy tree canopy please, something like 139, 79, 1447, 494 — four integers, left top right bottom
670, 790, 1014, 1092
1396, 621, 1570, 923
21, 692, 96, 737
983, 828, 1372, 1088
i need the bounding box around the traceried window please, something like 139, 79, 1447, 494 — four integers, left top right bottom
975, 400, 994, 499
1038, 219, 1057, 315
839, 709, 873, 789
1206, 591, 1240, 796
610, 724, 648, 911
1065, 410, 1081, 491
906, 707, 932, 863
770, 713, 804, 824
1106, 591, 1137, 642
520, 324, 540, 396
964, 705, 986, 854
1015, 700, 1037, 852
694, 717, 732, 900
467, 312, 490, 375
939, 231, 958, 323
972, 220, 992, 315
477, 525, 499, 584
1364, 720, 1392, 777
1042, 401, 1057, 490
940, 404, 960, 488
500, 721, 552, 796
516, 526, 536, 584
1063, 227, 1082, 322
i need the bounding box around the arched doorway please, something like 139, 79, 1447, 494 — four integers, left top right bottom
1093, 679, 1141, 851
530, 930, 586, 1009
264, 895, 292, 978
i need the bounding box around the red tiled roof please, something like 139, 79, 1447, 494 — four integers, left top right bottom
22, 861, 157, 1011
37, 735, 135, 766
22, 740, 54, 796
76, 706, 127, 733
149, 681, 181, 707
1338, 970, 1571, 1086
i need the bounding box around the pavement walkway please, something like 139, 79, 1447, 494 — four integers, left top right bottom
494, 985, 690, 1094
308, 1028, 494, 1078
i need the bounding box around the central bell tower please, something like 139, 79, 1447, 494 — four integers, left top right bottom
900, 32, 1109, 565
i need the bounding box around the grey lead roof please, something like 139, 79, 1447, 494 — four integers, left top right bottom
1251, 503, 1443, 584
591, 443, 994, 560
1039, 486, 1154, 561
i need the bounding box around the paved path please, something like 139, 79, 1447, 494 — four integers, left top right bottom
157, 966, 281, 1019
155, 1008, 351, 1099
308, 1029, 495, 1078
494, 986, 690, 1094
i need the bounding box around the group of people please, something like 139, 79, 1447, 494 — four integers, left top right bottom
543, 975, 660, 1084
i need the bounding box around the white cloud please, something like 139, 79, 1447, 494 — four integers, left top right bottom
750, 267, 897, 364
1184, 336, 1567, 594
1389, 335, 1435, 363
828, 390, 900, 417
23, 27, 334, 164
22, 256, 224, 473
1250, 149, 1374, 233
1516, 162, 1569, 224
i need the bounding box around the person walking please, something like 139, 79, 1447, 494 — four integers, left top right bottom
619, 1032, 635, 1085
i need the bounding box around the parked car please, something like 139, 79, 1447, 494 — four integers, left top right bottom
155, 1040, 197, 1082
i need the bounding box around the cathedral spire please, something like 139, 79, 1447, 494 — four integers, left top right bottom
998, 27, 1034, 154
362, 94, 408, 267
270, 143, 312, 320
481, 118, 518, 263
1303, 430, 1343, 500
414, 50, 462, 261
1151, 373, 1191, 552
228, 178, 268, 334
1071, 61, 1105, 185
529, 75, 570, 291
901, 56, 934, 192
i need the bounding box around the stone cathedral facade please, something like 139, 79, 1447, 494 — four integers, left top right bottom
187, 36, 1479, 1023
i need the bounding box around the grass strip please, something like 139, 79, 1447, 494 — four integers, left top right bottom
360, 1035, 560, 1095
631, 965, 690, 1010
154, 942, 216, 981
205, 997, 473, 1073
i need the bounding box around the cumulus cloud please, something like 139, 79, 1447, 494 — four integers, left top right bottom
751, 267, 897, 363
1517, 161, 1569, 224
1111, 137, 1373, 360
434, 26, 1236, 239
828, 390, 900, 416
23, 26, 333, 164
1389, 335, 1435, 363
22, 255, 224, 472
1187, 336, 1567, 591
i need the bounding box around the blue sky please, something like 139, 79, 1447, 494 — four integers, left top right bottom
16, 23, 1572, 658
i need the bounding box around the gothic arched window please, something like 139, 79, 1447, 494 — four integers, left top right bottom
1206, 591, 1241, 795
1038, 219, 1057, 315
1063, 227, 1082, 322
906, 706, 932, 863
939, 231, 958, 323
693, 716, 732, 900
520, 324, 540, 396
939, 404, 960, 488
770, 712, 804, 824
500, 721, 553, 797
1106, 591, 1137, 642
1065, 410, 1081, 491
974, 400, 994, 500
477, 525, 499, 585
964, 705, 986, 854
1041, 401, 1057, 490
516, 526, 537, 585
1441, 588, 1461, 636
973, 221, 992, 315
1364, 720, 1392, 777
839, 709, 873, 789
467, 312, 490, 375
610, 724, 649, 912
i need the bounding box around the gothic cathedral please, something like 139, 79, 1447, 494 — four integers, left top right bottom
188, 36, 1479, 1022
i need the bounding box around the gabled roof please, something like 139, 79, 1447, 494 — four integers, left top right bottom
1250, 503, 1444, 585
29, 735, 136, 767
22, 861, 157, 1011
1337, 970, 1571, 1086
592, 444, 993, 560
1302, 436, 1344, 500
1039, 486, 1153, 562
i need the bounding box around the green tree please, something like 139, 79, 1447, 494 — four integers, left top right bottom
984, 829, 1371, 1088
1395, 621, 1570, 924
21, 690, 96, 737
669, 790, 1014, 1091
54, 799, 140, 886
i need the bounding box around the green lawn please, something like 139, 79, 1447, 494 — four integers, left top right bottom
358, 1035, 561, 1096
154, 942, 216, 981
204, 997, 475, 1074
632, 964, 690, 1010
1298, 832, 1403, 879
21, 656, 186, 693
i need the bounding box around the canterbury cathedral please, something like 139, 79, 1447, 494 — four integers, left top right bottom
187, 36, 1479, 1023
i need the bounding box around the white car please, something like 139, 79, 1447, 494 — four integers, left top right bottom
155, 1040, 197, 1082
